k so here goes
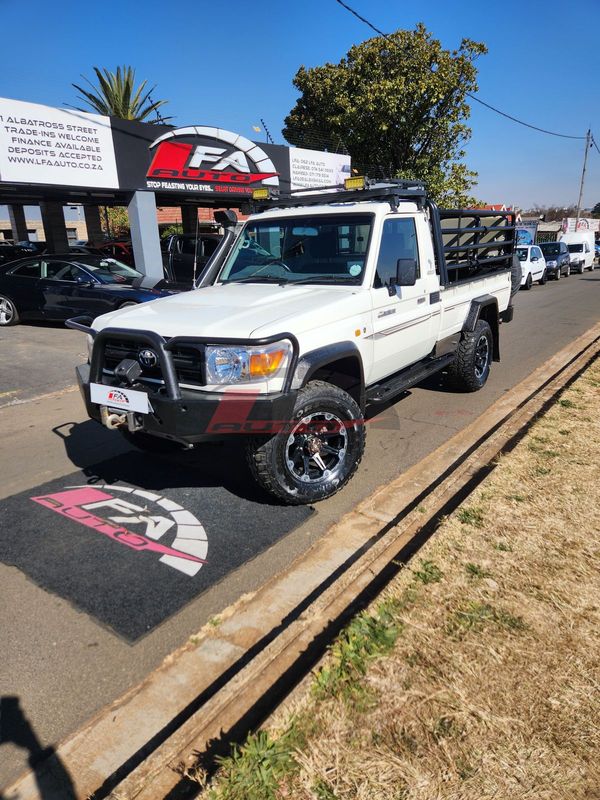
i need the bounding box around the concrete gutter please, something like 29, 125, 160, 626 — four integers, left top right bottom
6, 321, 600, 800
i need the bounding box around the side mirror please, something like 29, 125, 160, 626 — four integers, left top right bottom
75, 275, 92, 286
214, 210, 238, 228
531, 256, 538, 262
395, 258, 418, 286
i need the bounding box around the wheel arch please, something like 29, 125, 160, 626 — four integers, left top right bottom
463, 295, 500, 362
291, 342, 365, 410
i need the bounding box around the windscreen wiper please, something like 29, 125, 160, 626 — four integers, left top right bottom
279, 275, 359, 286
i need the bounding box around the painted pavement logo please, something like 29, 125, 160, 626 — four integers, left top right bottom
31, 485, 208, 576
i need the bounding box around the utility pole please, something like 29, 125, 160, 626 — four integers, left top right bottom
575, 129, 591, 231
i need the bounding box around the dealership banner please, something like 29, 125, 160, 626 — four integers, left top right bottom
289, 147, 351, 192
562, 217, 600, 233
0, 96, 351, 201
0, 97, 118, 189
516, 218, 539, 245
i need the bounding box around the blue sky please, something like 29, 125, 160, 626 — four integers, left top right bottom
0, 0, 598, 209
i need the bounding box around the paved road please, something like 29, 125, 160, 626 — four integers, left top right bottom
1, 272, 599, 788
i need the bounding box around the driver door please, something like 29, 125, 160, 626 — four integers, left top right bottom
369, 217, 437, 383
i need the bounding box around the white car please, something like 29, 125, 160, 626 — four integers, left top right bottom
517, 245, 547, 289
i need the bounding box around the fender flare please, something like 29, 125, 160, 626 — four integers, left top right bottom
463, 295, 500, 362
291, 342, 366, 410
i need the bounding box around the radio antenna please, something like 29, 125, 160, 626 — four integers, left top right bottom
192, 209, 200, 286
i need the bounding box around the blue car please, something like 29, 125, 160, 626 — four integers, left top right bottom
0, 254, 177, 326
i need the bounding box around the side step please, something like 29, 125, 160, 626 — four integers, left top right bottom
366, 353, 455, 404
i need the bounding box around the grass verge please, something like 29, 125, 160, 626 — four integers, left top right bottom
194, 360, 600, 800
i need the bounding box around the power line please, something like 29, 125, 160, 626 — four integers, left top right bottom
333, 0, 587, 141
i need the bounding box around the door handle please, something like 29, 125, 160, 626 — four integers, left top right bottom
417, 296, 426, 304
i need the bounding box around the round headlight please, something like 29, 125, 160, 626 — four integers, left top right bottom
206, 348, 245, 383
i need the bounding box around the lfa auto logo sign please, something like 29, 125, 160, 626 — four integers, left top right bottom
146, 125, 279, 196
32, 484, 208, 576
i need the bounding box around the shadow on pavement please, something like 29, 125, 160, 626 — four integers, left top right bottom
52, 419, 281, 506
0, 696, 75, 799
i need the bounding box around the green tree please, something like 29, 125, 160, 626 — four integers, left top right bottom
72, 66, 171, 122
99, 206, 130, 239
283, 25, 487, 205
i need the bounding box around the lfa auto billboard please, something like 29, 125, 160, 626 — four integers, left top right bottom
0, 97, 350, 199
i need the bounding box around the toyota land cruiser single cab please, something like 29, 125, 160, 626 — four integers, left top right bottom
68, 180, 517, 505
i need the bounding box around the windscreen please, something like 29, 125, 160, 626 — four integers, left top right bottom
219, 214, 373, 285
73, 257, 142, 283
540, 243, 559, 256
567, 244, 583, 253
516, 247, 528, 261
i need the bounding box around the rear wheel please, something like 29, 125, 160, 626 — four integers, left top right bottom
0, 295, 19, 326
246, 380, 366, 505
448, 319, 493, 393
538, 269, 547, 285
523, 272, 533, 290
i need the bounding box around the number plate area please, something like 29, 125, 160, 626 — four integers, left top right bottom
90, 383, 149, 414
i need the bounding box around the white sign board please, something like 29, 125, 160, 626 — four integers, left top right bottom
562, 217, 600, 233
289, 147, 351, 192
0, 97, 118, 189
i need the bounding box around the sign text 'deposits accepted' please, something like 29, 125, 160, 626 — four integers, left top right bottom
0, 97, 118, 189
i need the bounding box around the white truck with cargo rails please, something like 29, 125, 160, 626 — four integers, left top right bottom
68, 179, 518, 505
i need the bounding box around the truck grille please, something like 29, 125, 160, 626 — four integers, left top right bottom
103, 338, 204, 386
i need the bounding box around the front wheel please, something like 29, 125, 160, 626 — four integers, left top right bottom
448, 319, 493, 393
556, 267, 561, 281
246, 380, 366, 505
0, 295, 19, 326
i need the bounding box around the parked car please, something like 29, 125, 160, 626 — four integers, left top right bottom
97, 240, 136, 267
0, 254, 177, 326
161, 232, 222, 285
69, 244, 103, 256
559, 231, 596, 273
517, 245, 547, 289
0, 244, 39, 266
539, 241, 570, 280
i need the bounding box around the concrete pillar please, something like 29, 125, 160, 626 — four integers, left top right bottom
180, 205, 197, 235
127, 191, 163, 285
40, 201, 69, 253
84, 205, 104, 246
8, 204, 29, 242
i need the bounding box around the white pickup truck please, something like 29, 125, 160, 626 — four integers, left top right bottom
68, 180, 517, 505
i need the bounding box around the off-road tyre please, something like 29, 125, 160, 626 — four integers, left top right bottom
246, 380, 366, 505
538, 269, 547, 285
0, 294, 19, 326
448, 319, 493, 393
119, 429, 185, 454
510, 255, 521, 297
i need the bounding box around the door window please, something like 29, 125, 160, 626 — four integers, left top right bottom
374, 218, 420, 289
9, 261, 42, 278
44, 261, 86, 282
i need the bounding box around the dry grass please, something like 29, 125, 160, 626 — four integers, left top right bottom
202, 360, 600, 800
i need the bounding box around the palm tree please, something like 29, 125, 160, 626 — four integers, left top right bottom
71, 66, 171, 122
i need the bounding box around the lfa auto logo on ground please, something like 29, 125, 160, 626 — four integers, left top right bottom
32, 484, 208, 576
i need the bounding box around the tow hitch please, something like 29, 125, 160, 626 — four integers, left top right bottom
100, 406, 142, 432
